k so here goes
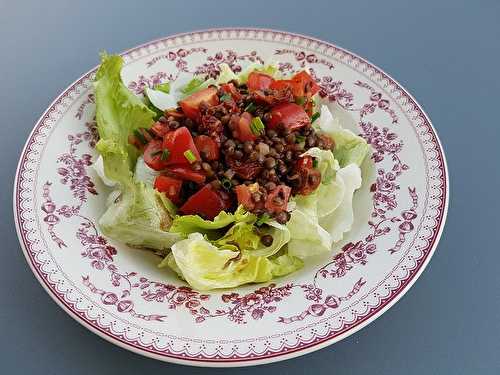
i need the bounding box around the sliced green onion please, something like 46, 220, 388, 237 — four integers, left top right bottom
154, 82, 170, 93
220, 93, 232, 102
184, 149, 197, 163
295, 96, 306, 106
311, 112, 321, 123
221, 178, 233, 191
133, 129, 147, 144
244, 102, 256, 113
295, 134, 306, 143
250, 116, 265, 135
256, 213, 271, 226
161, 149, 170, 161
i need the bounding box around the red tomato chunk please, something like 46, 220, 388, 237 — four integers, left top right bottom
179, 184, 231, 219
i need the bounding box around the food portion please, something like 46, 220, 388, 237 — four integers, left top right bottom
93, 53, 369, 291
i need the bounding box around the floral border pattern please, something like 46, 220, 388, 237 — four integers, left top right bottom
14, 29, 447, 365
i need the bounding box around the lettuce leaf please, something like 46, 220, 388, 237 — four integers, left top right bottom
250, 221, 291, 257
167, 233, 301, 290
318, 105, 369, 167
319, 163, 362, 242
94, 53, 155, 185
99, 182, 181, 251
134, 156, 159, 186
215, 222, 260, 250
286, 203, 333, 258
169, 205, 255, 238
180, 77, 216, 97
215, 63, 238, 84
286, 144, 364, 257
144, 86, 177, 111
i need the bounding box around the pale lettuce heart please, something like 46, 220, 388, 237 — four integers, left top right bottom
318, 105, 369, 168
99, 181, 180, 251
249, 221, 291, 257
215, 63, 238, 84
286, 206, 333, 259
144, 87, 177, 111
169, 233, 301, 291
319, 163, 362, 242
93, 155, 117, 187
169, 205, 256, 239
134, 156, 159, 186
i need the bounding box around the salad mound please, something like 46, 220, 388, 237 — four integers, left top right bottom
93, 53, 369, 291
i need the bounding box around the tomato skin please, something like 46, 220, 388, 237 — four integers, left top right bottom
179, 184, 231, 220
295, 156, 321, 195
143, 139, 168, 171
247, 72, 275, 92
154, 175, 183, 204
150, 121, 169, 138
165, 165, 206, 184
162, 127, 201, 165
221, 83, 242, 101
268, 103, 311, 131
297, 156, 313, 169
265, 185, 291, 213
291, 71, 320, 96
234, 112, 257, 142
194, 135, 219, 161
269, 79, 294, 92
227, 158, 263, 180
179, 87, 219, 120
235, 185, 255, 210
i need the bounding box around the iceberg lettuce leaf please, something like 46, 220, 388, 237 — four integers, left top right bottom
169, 206, 256, 238
94, 53, 155, 185
168, 233, 300, 290
99, 182, 181, 251
319, 163, 362, 242
317, 105, 369, 168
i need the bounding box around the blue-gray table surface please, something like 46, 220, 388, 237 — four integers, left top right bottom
1, 0, 499, 374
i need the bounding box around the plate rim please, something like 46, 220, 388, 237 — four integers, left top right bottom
12, 27, 449, 367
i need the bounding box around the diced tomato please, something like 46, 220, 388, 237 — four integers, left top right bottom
143, 139, 168, 171
234, 112, 257, 142
179, 184, 231, 220
247, 72, 275, 92
194, 135, 219, 161
179, 87, 219, 120
295, 156, 321, 195
297, 156, 313, 169
265, 185, 291, 213
235, 185, 254, 211
221, 83, 242, 101
291, 71, 320, 97
162, 127, 201, 165
268, 103, 311, 131
165, 165, 206, 184
269, 79, 293, 92
154, 175, 182, 204
228, 159, 263, 180
150, 121, 169, 138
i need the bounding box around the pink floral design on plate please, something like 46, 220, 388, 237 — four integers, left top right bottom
13, 29, 448, 367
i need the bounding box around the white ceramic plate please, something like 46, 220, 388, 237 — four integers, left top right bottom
13, 28, 448, 367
